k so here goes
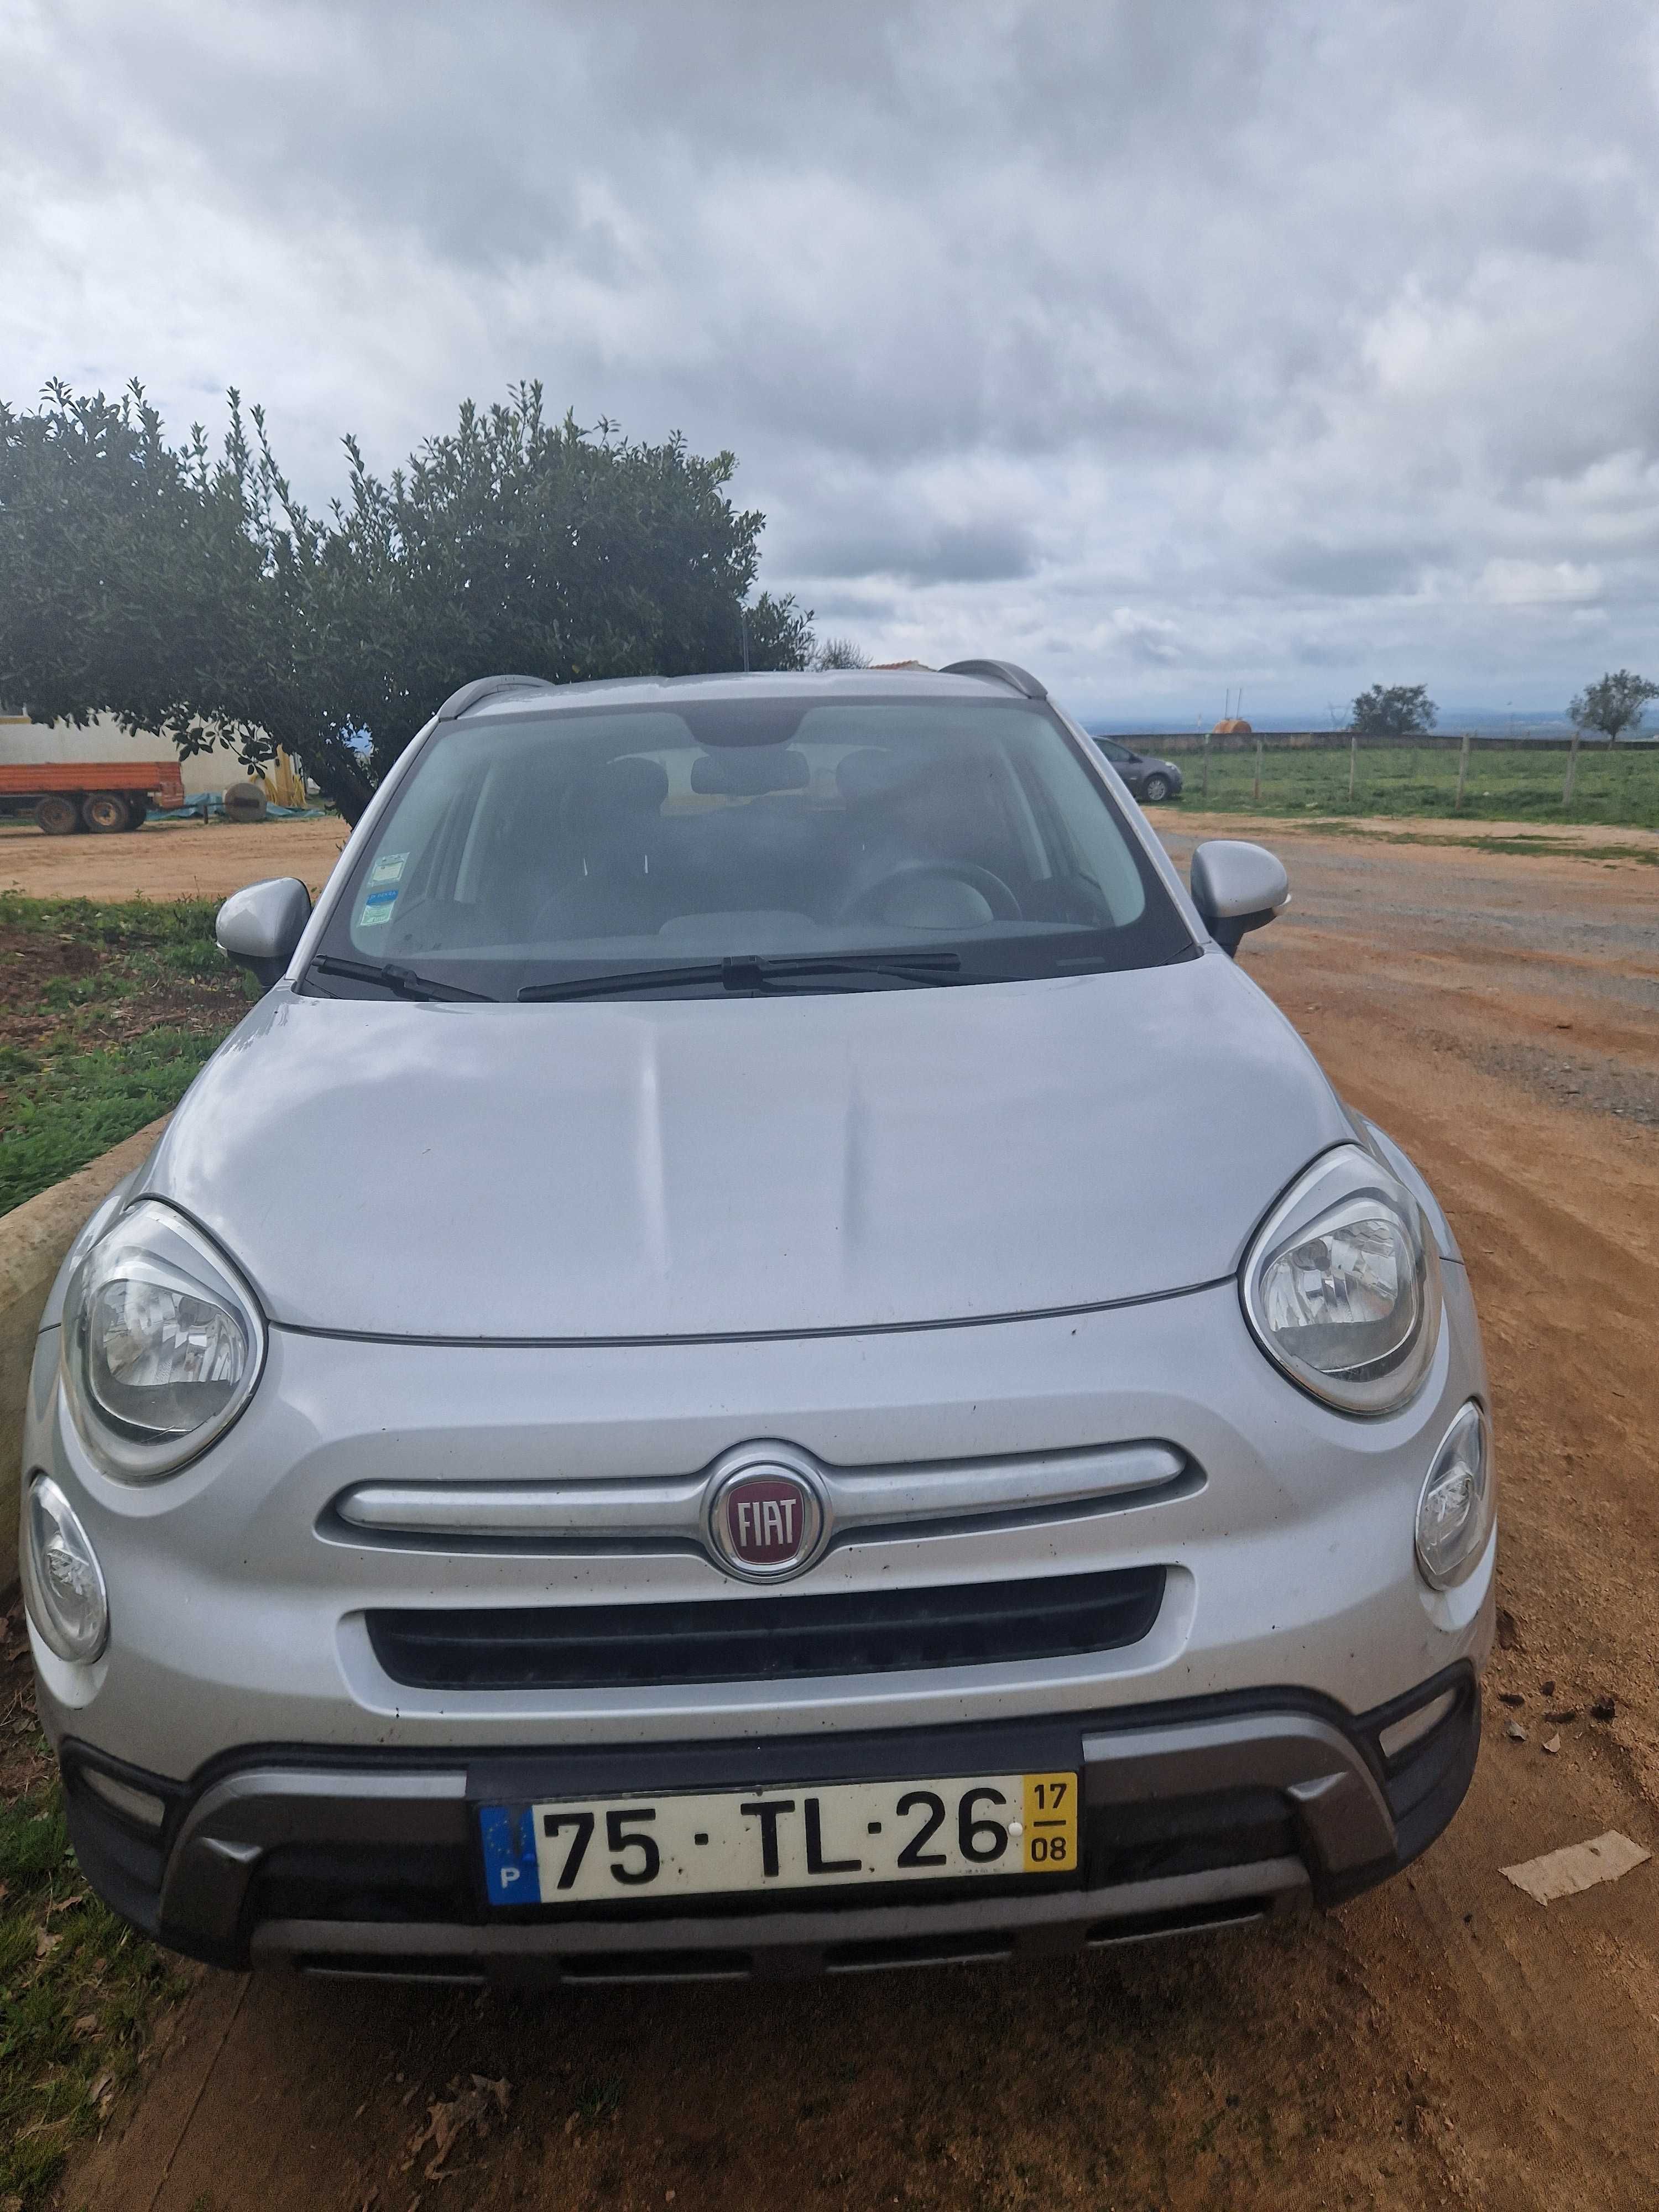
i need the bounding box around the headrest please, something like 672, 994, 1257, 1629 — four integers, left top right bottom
690, 747, 810, 796
563, 754, 669, 830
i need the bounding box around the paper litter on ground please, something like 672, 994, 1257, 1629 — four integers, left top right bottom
1500, 1830, 1650, 1905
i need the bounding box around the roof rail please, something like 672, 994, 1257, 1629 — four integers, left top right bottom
938, 659, 1048, 701
433, 675, 561, 723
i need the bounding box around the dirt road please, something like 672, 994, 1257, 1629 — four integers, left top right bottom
0, 817, 346, 902
55, 827, 1659, 2212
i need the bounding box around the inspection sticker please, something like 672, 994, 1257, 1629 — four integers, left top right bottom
357, 852, 408, 927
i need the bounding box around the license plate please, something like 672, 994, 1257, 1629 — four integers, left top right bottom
478, 1771, 1078, 1907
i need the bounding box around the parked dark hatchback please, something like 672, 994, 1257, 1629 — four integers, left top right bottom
1094, 738, 1183, 803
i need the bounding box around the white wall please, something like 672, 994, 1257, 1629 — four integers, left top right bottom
0, 708, 247, 795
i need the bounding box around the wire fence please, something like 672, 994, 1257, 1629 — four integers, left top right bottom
1107, 732, 1659, 829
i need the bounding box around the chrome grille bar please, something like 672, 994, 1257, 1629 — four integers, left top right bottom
332, 1441, 1191, 1552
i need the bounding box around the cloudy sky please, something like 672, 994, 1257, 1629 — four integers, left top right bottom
6, 0, 1659, 724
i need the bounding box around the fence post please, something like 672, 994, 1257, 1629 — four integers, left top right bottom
1455, 730, 1470, 810
1252, 737, 1263, 804
1348, 732, 1357, 800
1563, 726, 1581, 807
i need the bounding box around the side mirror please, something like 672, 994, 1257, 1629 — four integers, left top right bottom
1190, 840, 1289, 957
216, 877, 312, 989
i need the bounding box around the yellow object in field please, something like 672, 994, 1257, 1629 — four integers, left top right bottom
261, 750, 307, 810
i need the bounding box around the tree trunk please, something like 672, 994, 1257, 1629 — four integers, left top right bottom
304, 733, 376, 825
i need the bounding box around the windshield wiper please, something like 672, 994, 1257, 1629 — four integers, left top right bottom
518, 951, 962, 1003
310, 954, 495, 1003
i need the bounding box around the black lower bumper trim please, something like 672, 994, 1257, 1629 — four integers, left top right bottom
59, 1665, 1479, 1975
279, 1893, 1288, 1987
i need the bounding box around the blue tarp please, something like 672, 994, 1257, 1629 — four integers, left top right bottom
145, 793, 329, 822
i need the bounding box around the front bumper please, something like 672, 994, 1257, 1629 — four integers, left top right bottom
60, 1667, 1478, 1979
27, 1268, 1493, 1778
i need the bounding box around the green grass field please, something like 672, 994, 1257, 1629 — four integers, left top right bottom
1172, 740, 1659, 828
0, 896, 254, 1216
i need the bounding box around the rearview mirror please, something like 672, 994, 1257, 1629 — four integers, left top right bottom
1190, 840, 1289, 957
216, 877, 312, 989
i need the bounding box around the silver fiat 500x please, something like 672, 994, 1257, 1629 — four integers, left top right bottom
22, 662, 1494, 1982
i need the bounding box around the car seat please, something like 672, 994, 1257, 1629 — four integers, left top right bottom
531, 754, 671, 941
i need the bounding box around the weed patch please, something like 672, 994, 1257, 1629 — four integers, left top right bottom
0, 1605, 189, 2209
0, 895, 253, 1214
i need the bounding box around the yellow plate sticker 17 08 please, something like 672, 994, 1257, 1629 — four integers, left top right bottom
1021, 1772, 1078, 1872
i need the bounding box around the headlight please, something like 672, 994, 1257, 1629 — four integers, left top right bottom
1416, 1401, 1493, 1587
1241, 1145, 1442, 1416
62, 1199, 265, 1480
23, 1475, 108, 1662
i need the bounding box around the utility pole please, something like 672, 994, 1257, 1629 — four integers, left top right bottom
1455, 729, 1471, 810
1348, 731, 1357, 801
1563, 724, 1582, 807
739, 605, 750, 674
1252, 736, 1263, 804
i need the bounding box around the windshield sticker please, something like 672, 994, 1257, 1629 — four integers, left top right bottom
357, 884, 399, 927
358, 852, 408, 927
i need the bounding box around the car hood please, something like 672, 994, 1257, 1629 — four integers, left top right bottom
142, 955, 1349, 1340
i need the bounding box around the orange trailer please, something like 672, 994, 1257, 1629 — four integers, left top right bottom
0, 760, 187, 834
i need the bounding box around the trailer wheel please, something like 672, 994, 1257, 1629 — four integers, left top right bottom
81, 791, 129, 834
35, 794, 81, 836
122, 793, 150, 830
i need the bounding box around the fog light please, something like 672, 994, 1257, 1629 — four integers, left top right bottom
1378, 1687, 1458, 1761
1415, 1402, 1492, 1588
23, 1475, 109, 1662
80, 1766, 165, 1831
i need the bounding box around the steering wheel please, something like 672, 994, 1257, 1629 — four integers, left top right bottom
838, 858, 1022, 925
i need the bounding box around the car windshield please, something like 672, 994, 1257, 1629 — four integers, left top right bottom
307, 692, 1195, 1000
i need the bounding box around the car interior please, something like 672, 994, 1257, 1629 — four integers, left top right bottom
350, 702, 1153, 965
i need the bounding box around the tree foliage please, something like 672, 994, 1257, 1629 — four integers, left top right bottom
0, 381, 813, 820
1350, 682, 1438, 737
1569, 668, 1658, 745
813, 635, 871, 669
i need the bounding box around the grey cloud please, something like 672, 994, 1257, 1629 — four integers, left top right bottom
787, 518, 1040, 587
1265, 542, 1443, 599
7, 0, 1659, 717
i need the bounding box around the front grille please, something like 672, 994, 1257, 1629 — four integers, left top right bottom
366, 1567, 1166, 1691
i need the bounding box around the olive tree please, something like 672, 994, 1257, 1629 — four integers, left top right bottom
0, 382, 335, 788
0, 380, 813, 821
1349, 683, 1438, 737
1569, 669, 1658, 747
